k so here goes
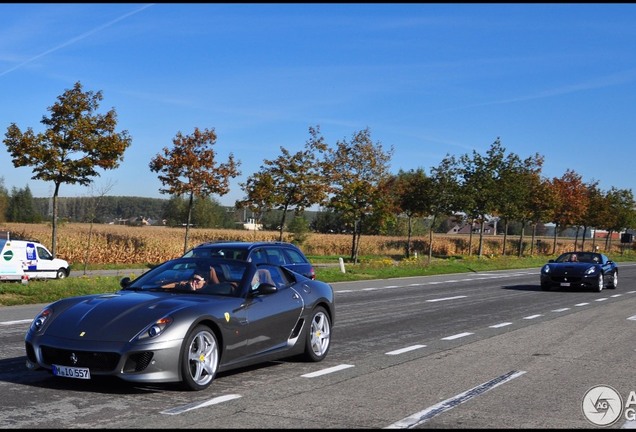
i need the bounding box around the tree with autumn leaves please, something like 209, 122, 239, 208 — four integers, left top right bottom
326, 128, 394, 263
236, 126, 330, 242
3, 81, 132, 256
149, 127, 241, 254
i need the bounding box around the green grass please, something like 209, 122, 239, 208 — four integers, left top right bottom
2, 252, 633, 307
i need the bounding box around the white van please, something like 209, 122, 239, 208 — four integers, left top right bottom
0, 238, 71, 281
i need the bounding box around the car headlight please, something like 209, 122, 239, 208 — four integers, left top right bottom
541, 265, 550, 274
135, 316, 173, 341
585, 266, 598, 275
30, 307, 53, 333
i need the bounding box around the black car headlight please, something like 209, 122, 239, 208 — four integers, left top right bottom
541, 265, 550, 274
30, 307, 53, 333
135, 316, 173, 341
585, 266, 598, 275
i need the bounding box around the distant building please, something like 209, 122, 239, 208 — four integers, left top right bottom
243, 218, 263, 231
447, 221, 496, 235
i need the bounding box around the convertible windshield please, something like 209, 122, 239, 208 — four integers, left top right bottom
125, 257, 249, 296
556, 253, 601, 264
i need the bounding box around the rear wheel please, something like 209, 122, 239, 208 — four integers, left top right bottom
608, 271, 618, 289
595, 274, 604, 292
180, 325, 219, 391
303, 306, 331, 362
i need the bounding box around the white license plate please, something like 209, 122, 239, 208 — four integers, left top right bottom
560, 282, 571, 287
52, 364, 91, 379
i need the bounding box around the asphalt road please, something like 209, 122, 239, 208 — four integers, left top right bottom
3, 264, 636, 428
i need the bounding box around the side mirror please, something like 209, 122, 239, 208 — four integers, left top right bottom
120, 277, 132, 289
249, 282, 277, 297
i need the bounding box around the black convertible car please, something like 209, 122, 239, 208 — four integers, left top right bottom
540, 251, 618, 292
24, 256, 335, 391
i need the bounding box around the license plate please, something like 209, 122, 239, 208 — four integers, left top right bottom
52, 364, 91, 379
560, 282, 571, 287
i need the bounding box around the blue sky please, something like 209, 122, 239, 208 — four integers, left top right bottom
2, 3, 635, 207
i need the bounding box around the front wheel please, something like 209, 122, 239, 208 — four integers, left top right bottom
180, 325, 219, 391
56, 269, 67, 279
595, 274, 604, 292
302, 306, 331, 362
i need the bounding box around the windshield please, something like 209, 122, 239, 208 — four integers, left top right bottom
125, 257, 250, 296
555, 252, 601, 264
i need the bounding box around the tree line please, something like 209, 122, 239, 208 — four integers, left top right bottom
3, 81, 635, 261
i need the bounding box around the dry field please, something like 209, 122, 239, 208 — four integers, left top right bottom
2, 222, 624, 267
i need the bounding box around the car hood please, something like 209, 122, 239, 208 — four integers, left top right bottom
45, 292, 210, 342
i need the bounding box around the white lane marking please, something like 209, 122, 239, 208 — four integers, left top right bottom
610, 294, 622, 298
426, 295, 467, 303
575, 302, 590, 307
386, 345, 427, 355
552, 308, 570, 312
523, 314, 542, 320
627, 315, 636, 321
489, 322, 513, 328
301, 364, 354, 378
0, 319, 32, 325
595, 298, 609, 302
160, 394, 241, 415
385, 370, 527, 428
441, 332, 473, 341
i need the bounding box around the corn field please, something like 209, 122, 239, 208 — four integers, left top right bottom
1, 222, 631, 266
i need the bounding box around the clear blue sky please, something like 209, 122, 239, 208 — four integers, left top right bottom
2, 3, 635, 207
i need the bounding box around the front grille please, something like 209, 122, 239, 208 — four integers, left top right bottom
552, 276, 583, 284
40, 345, 120, 372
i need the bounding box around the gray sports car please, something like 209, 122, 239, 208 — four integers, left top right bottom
24, 256, 335, 391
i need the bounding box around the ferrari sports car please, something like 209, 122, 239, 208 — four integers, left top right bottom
540, 251, 618, 292
24, 257, 335, 391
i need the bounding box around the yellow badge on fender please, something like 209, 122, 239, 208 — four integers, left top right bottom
224, 312, 230, 322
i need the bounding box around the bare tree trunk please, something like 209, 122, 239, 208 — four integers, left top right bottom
517, 220, 526, 258
468, 219, 474, 256
427, 215, 437, 264
502, 219, 508, 256
406, 215, 413, 258
278, 205, 290, 242
477, 219, 485, 258
183, 192, 194, 254
51, 182, 61, 257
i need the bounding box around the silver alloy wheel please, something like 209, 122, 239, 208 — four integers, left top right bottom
186, 328, 218, 388
309, 309, 330, 360
596, 274, 604, 292
610, 271, 618, 288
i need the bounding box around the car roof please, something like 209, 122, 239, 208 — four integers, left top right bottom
193, 241, 299, 250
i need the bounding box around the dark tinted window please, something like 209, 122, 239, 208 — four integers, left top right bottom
284, 248, 308, 264
265, 248, 286, 265
250, 249, 268, 265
